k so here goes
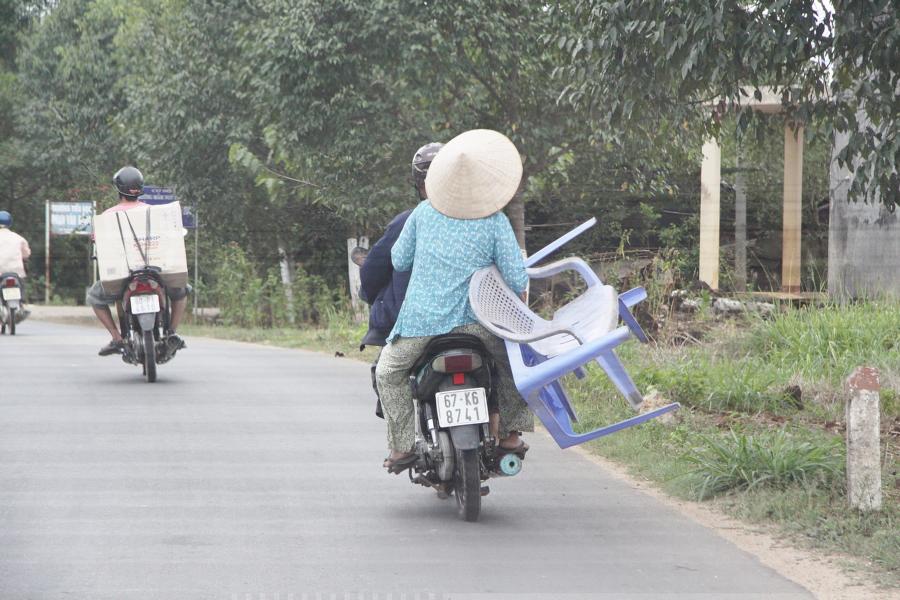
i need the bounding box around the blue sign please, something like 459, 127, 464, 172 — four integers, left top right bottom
50, 202, 94, 235
139, 185, 197, 229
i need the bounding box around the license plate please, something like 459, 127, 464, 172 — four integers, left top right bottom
1, 287, 21, 301
130, 294, 160, 315
435, 387, 489, 428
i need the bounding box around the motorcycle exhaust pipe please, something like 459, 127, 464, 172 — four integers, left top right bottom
497, 453, 523, 476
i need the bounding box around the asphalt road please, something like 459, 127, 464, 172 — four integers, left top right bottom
0, 321, 814, 599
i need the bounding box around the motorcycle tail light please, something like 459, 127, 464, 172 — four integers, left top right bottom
131, 281, 155, 294
432, 352, 482, 373
452, 372, 466, 385
3, 278, 16, 288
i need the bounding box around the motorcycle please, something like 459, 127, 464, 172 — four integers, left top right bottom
115, 266, 177, 382
0, 273, 24, 335
404, 333, 525, 522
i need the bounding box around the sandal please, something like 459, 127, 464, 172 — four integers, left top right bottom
496, 441, 529, 458
383, 453, 418, 474
98, 339, 125, 356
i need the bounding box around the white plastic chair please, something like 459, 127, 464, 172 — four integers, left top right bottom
468, 219, 680, 448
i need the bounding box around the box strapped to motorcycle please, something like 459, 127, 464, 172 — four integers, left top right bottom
468, 218, 680, 449
93, 202, 188, 295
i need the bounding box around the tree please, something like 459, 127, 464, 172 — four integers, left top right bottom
553, 0, 899, 208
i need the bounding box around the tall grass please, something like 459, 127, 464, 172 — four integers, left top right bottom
684, 429, 844, 500
746, 300, 900, 384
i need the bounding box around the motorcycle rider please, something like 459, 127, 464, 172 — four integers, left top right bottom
0, 210, 31, 313
359, 142, 443, 418
86, 166, 188, 356
376, 129, 533, 472
359, 142, 443, 348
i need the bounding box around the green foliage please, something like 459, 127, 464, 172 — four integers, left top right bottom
553, 0, 899, 207
684, 429, 843, 500
209, 242, 343, 328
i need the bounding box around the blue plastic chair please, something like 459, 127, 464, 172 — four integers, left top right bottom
468, 218, 680, 448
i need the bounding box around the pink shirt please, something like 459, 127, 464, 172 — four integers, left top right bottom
103, 200, 148, 214
0, 228, 31, 277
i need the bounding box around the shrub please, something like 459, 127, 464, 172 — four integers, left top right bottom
209, 243, 344, 328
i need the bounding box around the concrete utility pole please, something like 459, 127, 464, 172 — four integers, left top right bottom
845, 366, 882, 512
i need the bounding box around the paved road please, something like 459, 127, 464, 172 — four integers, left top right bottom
0, 321, 813, 599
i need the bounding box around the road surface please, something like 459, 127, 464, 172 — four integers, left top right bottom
0, 321, 813, 599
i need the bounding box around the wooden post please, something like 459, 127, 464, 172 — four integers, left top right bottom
699, 139, 721, 290
845, 367, 882, 512
782, 124, 804, 293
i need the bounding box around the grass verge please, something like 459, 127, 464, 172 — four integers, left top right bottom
566, 300, 899, 586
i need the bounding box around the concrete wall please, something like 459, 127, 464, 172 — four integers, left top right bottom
828, 130, 900, 299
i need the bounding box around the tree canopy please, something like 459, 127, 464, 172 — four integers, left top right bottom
0, 0, 895, 303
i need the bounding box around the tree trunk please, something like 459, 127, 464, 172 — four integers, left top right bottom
507, 192, 526, 250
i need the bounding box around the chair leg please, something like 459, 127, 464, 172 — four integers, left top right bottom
595, 350, 643, 409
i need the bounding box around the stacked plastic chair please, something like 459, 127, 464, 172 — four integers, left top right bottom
468, 218, 680, 448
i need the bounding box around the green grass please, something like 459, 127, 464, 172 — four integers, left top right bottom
181, 313, 378, 362
683, 429, 843, 499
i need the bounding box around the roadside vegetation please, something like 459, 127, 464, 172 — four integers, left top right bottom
567, 300, 899, 585
184, 296, 899, 585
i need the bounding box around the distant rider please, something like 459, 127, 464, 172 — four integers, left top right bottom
0, 210, 31, 309
86, 166, 188, 356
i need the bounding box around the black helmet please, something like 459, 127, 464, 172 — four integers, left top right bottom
411, 142, 443, 199
113, 166, 144, 199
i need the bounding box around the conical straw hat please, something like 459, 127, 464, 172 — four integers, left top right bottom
425, 129, 522, 220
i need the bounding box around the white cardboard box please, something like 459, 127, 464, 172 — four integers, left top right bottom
94, 202, 188, 294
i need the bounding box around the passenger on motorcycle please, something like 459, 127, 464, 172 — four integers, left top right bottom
376, 129, 533, 472
87, 166, 189, 357
0, 210, 31, 282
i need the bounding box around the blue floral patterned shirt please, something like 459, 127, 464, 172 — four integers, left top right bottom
387, 200, 528, 341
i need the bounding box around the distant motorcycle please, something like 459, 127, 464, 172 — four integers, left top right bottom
0, 273, 24, 335
403, 333, 525, 522
116, 266, 177, 382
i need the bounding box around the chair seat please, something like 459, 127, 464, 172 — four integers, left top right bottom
531, 283, 618, 358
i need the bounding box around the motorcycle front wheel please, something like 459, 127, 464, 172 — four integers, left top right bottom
454, 448, 481, 522
143, 329, 157, 382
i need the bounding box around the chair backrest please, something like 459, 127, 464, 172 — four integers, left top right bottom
469, 266, 546, 342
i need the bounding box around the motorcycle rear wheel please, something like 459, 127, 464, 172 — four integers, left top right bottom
454, 448, 481, 522
8, 307, 15, 335
143, 330, 157, 383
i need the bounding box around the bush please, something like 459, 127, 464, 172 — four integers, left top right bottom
684, 429, 843, 500
209, 243, 344, 328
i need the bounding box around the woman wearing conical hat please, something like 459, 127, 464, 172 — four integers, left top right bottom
376, 129, 534, 472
